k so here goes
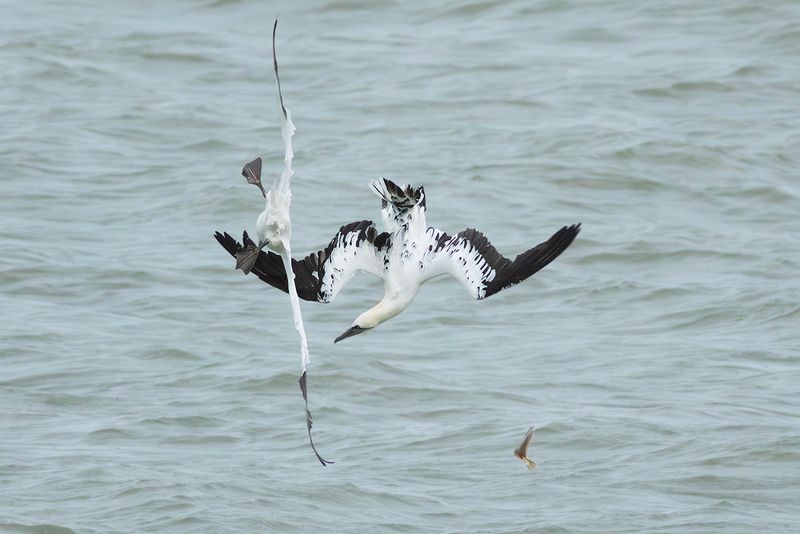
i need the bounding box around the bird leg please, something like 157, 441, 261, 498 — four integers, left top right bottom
235, 245, 258, 274
242, 157, 266, 198
234, 239, 270, 275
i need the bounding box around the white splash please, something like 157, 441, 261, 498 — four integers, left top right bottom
275, 111, 310, 374
255, 30, 309, 375
253, 19, 330, 466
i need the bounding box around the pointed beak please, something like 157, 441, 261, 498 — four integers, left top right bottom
334, 325, 369, 343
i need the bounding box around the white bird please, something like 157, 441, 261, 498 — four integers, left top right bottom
216, 178, 581, 343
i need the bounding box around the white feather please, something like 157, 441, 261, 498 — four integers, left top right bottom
419, 229, 497, 300
319, 228, 387, 302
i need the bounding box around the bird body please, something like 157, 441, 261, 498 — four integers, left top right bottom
216, 177, 581, 343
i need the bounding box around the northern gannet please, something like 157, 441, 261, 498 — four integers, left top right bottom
216, 178, 580, 343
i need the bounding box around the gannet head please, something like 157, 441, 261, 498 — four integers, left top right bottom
333, 300, 405, 343
333, 308, 382, 343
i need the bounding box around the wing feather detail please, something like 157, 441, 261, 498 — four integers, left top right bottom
421, 223, 581, 299
215, 220, 390, 302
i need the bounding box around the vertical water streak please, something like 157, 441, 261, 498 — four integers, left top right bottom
271, 18, 331, 466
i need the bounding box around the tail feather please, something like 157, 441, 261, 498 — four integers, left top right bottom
370, 177, 425, 210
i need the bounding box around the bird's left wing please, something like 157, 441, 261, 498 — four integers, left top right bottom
215, 220, 390, 303
419, 224, 581, 300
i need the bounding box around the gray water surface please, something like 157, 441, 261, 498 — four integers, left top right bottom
2, 0, 800, 532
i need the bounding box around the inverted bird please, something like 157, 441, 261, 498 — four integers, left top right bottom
216, 178, 580, 343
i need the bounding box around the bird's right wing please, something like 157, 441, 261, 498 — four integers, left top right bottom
215, 220, 390, 303
420, 224, 581, 300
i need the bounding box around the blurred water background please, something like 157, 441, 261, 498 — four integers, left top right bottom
2, 0, 799, 532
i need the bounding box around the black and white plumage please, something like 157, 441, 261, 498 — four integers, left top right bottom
215, 177, 580, 342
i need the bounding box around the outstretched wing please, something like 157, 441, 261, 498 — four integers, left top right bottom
421, 223, 581, 300
215, 220, 391, 303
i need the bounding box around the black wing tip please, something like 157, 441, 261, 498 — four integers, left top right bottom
542, 223, 581, 251
540, 222, 582, 259
214, 230, 241, 257
482, 222, 582, 298
214, 231, 261, 274
214, 230, 233, 240
558, 222, 582, 245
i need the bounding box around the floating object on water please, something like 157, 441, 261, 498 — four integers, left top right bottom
514, 426, 536, 469
216, 178, 581, 343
